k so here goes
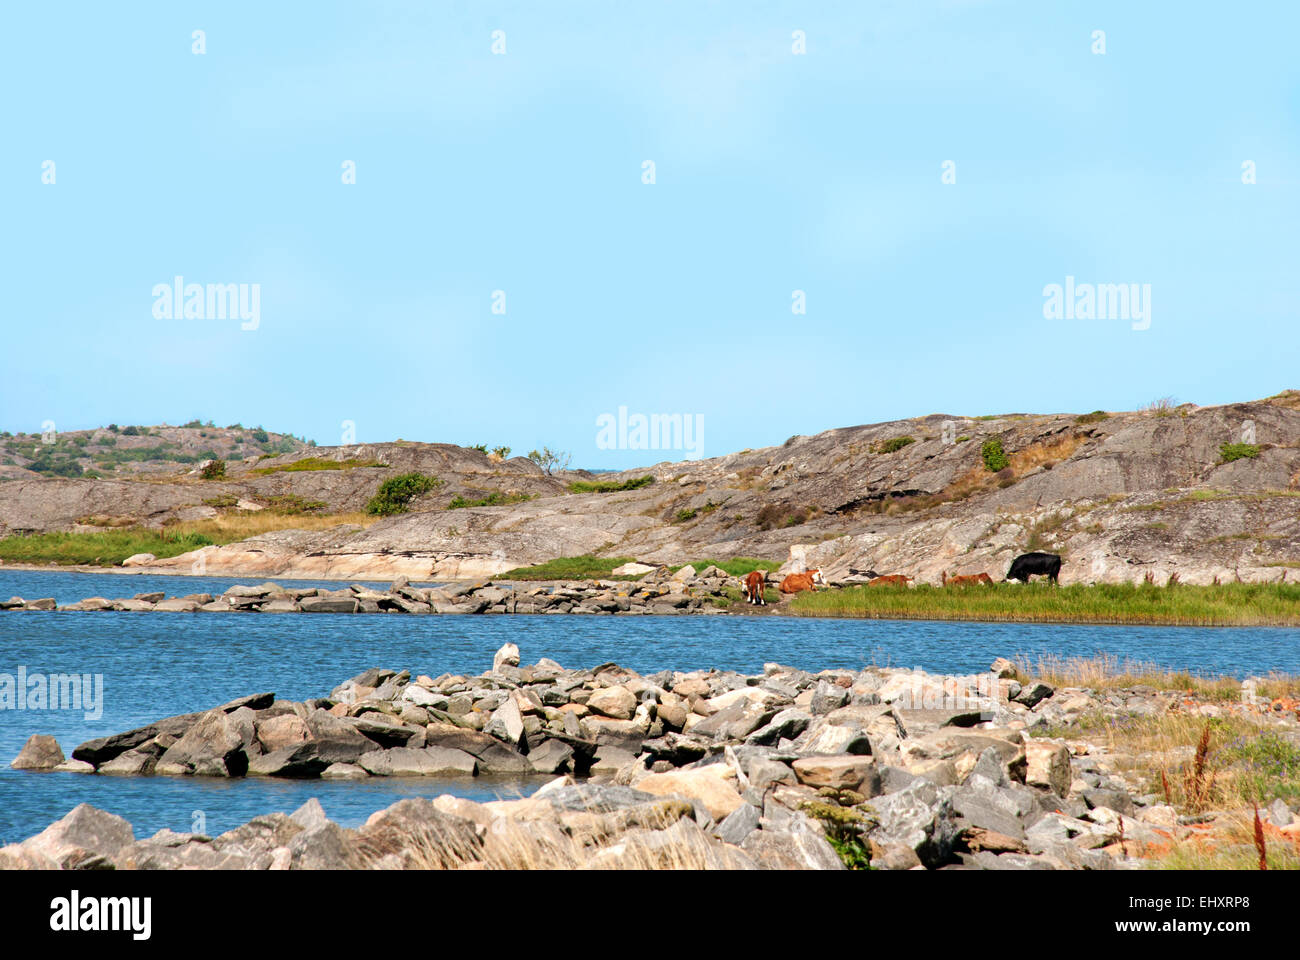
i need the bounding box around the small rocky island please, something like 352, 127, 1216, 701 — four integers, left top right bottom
0, 567, 767, 616
6, 647, 1297, 870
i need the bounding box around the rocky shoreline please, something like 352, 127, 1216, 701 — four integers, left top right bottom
7, 646, 1298, 870
0, 566, 783, 616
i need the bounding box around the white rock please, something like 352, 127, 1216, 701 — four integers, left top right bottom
611, 562, 656, 576
493, 643, 520, 672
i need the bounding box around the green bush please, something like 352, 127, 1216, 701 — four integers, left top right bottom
1076, 410, 1109, 424
199, 459, 226, 480
366, 473, 442, 516
1219, 443, 1260, 463
448, 491, 533, 509
982, 438, 1010, 472
878, 436, 915, 454
568, 475, 654, 494
27, 453, 83, 478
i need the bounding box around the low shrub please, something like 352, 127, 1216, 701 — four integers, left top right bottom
878, 436, 915, 454
366, 473, 443, 516
981, 438, 1010, 472
1219, 443, 1261, 464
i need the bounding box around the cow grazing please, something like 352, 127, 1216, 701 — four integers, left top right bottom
779, 569, 825, 594
741, 570, 767, 605
867, 574, 913, 587
1006, 552, 1063, 584
944, 572, 993, 586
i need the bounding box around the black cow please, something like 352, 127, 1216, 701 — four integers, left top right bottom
1006, 552, 1062, 584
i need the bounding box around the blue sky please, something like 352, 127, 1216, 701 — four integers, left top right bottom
3, 1, 1297, 469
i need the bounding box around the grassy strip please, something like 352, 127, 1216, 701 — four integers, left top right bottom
500, 554, 783, 581
683, 557, 781, 577
448, 492, 534, 509
1031, 711, 1300, 817
0, 529, 214, 566
0, 510, 381, 566
499, 555, 640, 580
788, 582, 1300, 626
567, 475, 654, 494
250, 456, 384, 476
1013, 653, 1299, 701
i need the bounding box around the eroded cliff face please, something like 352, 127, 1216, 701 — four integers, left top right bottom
4, 395, 1298, 583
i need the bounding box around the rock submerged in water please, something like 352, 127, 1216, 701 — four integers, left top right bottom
8, 652, 1287, 870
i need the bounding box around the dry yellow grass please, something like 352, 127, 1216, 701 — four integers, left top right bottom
353, 797, 723, 870
1148, 810, 1300, 870
1018, 653, 1243, 699
1019, 653, 1300, 701
168, 511, 378, 543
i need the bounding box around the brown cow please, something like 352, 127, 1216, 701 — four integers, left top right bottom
867, 574, 913, 587
943, 572, 993, 586
741, 570, 767, 605
779, 569, 825, 594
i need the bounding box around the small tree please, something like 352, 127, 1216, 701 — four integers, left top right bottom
526, 447, 571, 475
366, 473, 442, 516
200, 459, 226, 480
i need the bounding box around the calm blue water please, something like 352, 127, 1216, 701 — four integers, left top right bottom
1, 570, 1297, 846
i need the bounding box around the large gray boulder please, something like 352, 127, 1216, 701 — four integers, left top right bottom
155, 709, 252, 776
868, 779, 960, 869
10, 734, 64, 770
18, 804, 134, 869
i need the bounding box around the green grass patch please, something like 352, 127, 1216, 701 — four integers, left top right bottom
0, 528, 215, 567
567, 475, 655, 494
251, 456, 384, 476
719, 585, 781, 605
877, 436, 915, 454
1219, 443, 1261, 463
447, 491, 534, 509
1075, 410, 1110, 424
265, 494, 328, 514
1219, 730, 1300, 805
498, 555, 639, 581
788, 581, 1300, 626
684, 557, 781, 577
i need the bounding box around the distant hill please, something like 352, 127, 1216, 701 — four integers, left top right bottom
0, 422, 312, 480
1, 393, 1298, 585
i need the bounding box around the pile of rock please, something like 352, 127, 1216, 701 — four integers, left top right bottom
15, 646, 1286, 869
0, 567, 749, 616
